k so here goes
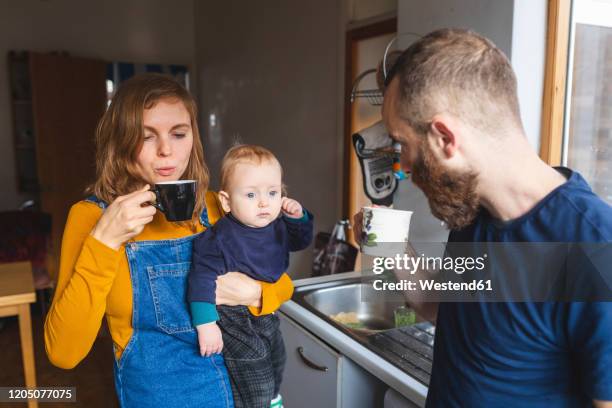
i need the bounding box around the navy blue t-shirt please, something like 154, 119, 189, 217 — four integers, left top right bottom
188, 211, 313, 324
426, 168, 612, 407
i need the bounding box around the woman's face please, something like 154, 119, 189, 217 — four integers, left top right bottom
136, 98, 194, 185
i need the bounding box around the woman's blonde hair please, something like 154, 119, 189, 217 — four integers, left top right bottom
220, 144, 283, 192
89, 73, 209, 228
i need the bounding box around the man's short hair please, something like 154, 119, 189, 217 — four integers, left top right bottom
386, 28, 522, 135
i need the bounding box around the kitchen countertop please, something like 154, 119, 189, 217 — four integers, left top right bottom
280, 271, 429, 407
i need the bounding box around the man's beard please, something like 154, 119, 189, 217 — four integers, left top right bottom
410, 142, 480, 230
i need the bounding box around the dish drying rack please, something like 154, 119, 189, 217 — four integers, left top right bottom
349, 33, 422, 107
350, 68, 383, 106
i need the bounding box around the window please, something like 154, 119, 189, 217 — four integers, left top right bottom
563, 0, 612, 203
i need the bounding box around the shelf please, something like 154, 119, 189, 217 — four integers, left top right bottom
9, 50, 37, 194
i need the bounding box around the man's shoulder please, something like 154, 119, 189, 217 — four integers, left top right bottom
555, 178, 612, 240
451, 169, 612, 243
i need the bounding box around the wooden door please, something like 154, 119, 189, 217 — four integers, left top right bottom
344, 19, 396, 271
29, 53, 107, 278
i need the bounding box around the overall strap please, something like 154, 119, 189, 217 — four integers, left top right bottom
202, 191, 225, 227
84, 195, 109, 210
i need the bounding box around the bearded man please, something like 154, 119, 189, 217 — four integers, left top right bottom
358, 28, 612, 407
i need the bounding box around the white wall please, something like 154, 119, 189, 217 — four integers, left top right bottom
394, 0, 549, 245
398, 0, 514, 56
511, 0, 547, 151
397, 0, 548, 150
0, 0, 195, 210
347, 0, 397, 22
194, 0, 344, 278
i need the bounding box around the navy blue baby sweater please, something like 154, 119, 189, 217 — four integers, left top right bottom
188, 210, 313, 325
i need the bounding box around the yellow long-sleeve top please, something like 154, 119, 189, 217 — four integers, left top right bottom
44, 191, 294, 369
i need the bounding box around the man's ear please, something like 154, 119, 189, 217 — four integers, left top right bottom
218, 191, 231, 213
429, 115, 459, 159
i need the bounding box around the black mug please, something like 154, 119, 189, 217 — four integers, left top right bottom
150, 180, 197, 221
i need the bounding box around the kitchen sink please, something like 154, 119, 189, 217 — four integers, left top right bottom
299, 279, 406, 332
292, 275, 435, 385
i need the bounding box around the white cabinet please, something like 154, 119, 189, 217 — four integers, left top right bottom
279, 312, 387, 408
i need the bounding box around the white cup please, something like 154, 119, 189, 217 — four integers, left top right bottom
360, 206, 413, 257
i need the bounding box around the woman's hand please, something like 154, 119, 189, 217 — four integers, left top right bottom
215, 272, 262, 308
90, 185, 157, 250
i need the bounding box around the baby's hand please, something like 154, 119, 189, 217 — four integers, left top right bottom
281, 197, 304, 219
196, 322, 223, 357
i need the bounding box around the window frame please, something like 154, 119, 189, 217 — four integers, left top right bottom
540, 0, 572, 166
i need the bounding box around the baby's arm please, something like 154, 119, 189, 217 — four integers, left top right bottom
281, 197, 314, 251
281, 197, 304, 219
195, 321, 223, 356
188, 231, 226, 356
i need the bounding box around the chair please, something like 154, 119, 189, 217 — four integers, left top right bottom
0, 210, 54, 316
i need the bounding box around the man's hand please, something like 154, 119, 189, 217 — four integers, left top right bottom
353, 208, 439, 322
196, 322, 223, 356
281, 197, 304, 219
594, 400, 612, 408
352, 210, 364, 243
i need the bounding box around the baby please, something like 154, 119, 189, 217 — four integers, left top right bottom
188, 144, 313, 408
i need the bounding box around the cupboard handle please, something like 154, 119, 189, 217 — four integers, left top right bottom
297, 346, 328, 372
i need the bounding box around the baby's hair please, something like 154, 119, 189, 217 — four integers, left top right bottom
220, 144, 286, 194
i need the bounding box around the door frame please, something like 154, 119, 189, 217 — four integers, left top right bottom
343, 18, 397, 219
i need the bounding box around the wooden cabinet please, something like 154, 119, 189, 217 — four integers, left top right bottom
7, 51, 107, 277
8, 51, 38, 192
279, 313, 387, 408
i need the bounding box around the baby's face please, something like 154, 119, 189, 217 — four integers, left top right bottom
222, 160, 283, 228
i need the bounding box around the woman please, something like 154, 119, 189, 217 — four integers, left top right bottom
44, 73, 293, 407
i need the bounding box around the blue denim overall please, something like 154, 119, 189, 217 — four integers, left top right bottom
86, 196, 234, 408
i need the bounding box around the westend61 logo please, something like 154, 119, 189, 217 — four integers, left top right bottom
370, 253, 493, 294
372, 253, 488, 275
